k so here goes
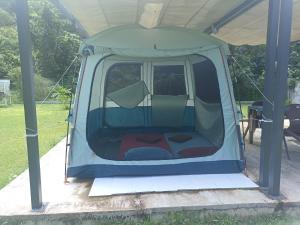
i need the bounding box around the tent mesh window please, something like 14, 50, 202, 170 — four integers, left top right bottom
106, 63, 141, 94
193, 56, 224, 148
153, 65, 186, 95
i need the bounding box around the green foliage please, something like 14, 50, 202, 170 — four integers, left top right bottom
52, 85, 71, 109
6, 66, 53, 102
0, 26, 19, 82
34, 74, 53, 101
288, 43, 300, 89
230, 43, 300, 101
80, 212, 300, 225
0, 0, 81, 102
229, 45, 266, 101
27, 0, 81, 83
7, 66, 21, 90
0, 8, 14, 26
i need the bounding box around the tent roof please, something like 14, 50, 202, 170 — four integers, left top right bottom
57, 0, 300, 46
79, 25, 229, 56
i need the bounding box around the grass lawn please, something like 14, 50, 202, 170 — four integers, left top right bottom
96, 213, 299, 225
237, 103, 249, 119
1, 213, 300, 225
241, 104, 249, 118
0, 104, 68, 189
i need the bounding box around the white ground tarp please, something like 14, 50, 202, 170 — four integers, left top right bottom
58, 0, 300, 45
89, 173, 258, 196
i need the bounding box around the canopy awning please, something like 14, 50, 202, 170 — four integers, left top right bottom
57, 0, 300, 45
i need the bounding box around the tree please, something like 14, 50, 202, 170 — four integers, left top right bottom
288, 43, 300, 89
0, 0, 81, 101
230, 43, 300, 101
29, 0, 81, 82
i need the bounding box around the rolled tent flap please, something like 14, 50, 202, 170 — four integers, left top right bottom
151, 95, 188, 127
106, 81, 149, 109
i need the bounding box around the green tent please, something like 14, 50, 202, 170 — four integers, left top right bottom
67, 25, 244, 178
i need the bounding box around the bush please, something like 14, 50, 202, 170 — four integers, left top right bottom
10, 90, 22, 103
34, 74, 53, 101
7, 68, 53, 103
51, 85, 71, 109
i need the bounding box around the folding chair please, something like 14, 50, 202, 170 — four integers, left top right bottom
283, 104, 300, 160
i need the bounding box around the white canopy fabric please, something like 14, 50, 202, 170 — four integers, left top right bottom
58, 0, 300, 45
214, 0, 300, 45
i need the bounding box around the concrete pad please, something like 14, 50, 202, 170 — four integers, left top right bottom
0, 131, 300, 223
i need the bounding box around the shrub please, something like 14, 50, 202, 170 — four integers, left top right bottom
51, 85, 71, 109
35, 74, 53, 101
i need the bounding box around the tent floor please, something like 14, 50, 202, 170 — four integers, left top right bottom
89, 130, 215, 160
1, 125, 300, 224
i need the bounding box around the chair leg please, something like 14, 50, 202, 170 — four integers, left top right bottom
283, 135, 291, 160
243, 126, 249, 139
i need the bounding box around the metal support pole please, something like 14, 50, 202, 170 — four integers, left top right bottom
268, 0, 293, 196
259, 0, 280, 187
16, 0, 43, 209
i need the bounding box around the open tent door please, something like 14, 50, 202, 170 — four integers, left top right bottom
89, 173, 258, 197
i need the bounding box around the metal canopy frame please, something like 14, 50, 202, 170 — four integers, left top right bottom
266, 0, 293, 196
15, 0, 294, 209
16, 0, 42, 209
204, 0, 263, 34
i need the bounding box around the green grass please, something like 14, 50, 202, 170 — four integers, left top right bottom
93, 213, 299, 225
241, 104, 249, 118
236, 103, 249, 119
1, 213, 300, 225
0, 104, 68, 189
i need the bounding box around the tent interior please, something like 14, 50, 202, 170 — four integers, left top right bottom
87, 54, 224, 161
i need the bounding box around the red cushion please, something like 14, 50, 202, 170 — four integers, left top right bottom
179, 147, 218, 158
119, 134, 171, 160
136, 135, 162, 144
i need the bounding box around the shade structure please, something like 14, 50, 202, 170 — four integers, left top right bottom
13, 0, 296, 211
57, 0, 300, 45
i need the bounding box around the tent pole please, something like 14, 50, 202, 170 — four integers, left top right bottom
16, 0, 43, 209
259, 0, 280, 188
268, 0, 293, 196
